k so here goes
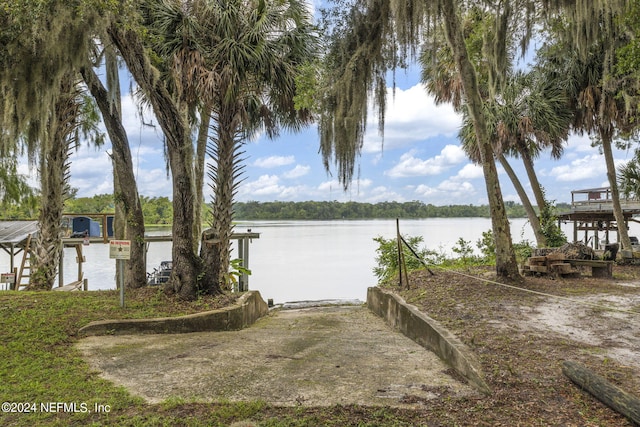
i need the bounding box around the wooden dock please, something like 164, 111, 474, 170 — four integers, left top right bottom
557, 187, 640, 251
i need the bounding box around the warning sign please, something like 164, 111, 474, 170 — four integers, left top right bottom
1, 273, 15, 284
109, 240, 131, 260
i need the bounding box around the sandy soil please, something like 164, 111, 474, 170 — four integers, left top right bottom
517, 290, 640, 370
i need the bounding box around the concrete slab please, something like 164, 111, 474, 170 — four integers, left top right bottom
76, 305, 476, 407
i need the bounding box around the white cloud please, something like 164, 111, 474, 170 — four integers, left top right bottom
549, 155, 605, 182
364, 186, 406, 203
135, 169, 171, 198
237, 174, 311, 200
240, 174, 284, 196
253, 155, 295, 168
414, 179, 478, 204
363, 84, 461, 153
68, 150, 113, 197
283, 164, 311, 179
567, 133, 594, 153
453, 163, 484, 180
385, 145, 466, 178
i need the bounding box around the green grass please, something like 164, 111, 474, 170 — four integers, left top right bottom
0, 291, 429, 426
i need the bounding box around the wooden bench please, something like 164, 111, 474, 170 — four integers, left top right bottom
565, 259, 614, 278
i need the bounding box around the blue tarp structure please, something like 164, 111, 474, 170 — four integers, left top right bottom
72, 217, 101, 237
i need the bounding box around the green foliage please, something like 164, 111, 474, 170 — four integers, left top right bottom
616, 0, 640, 77
373, 235, 444, 283
451, 238, 475, 262
618, 152, 640, 199
513, 240, 535, 264
64, 193, 115, 213
140, 196, 173, 225
476, 229, 533, 265
228, 258, 251, 287
539, 191, 567, 247
3, 192, 574, 223
477, 229, 496, 263
235, 200, 530, 220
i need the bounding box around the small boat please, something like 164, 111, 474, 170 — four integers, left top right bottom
147, 260, 172, 285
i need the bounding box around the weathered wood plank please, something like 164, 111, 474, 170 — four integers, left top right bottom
546, 252, 566, 262
550, 263, 573, 275
562, 360, 640, 425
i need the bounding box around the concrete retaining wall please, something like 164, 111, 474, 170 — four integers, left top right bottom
367, 287, 491, 395
79, 291, 269, 336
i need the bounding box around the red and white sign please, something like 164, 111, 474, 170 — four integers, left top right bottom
109, 240, 131, 260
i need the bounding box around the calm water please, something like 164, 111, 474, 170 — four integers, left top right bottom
0, 218, 622, 301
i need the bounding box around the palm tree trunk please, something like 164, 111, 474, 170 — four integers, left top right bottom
28, 78, 77, 290
499, 154, 547, 247
441, 0, 520, 280
200, 109, 237, 295
81, 64, 147, 288
519, 147, 547, 213
602, 130, 632, 251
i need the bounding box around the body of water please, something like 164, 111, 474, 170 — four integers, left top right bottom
1, 218, 636, 301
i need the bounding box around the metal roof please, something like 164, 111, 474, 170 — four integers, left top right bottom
0, 221, 38, 246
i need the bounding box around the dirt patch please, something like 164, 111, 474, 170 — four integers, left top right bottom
76, 305, 476, 407
396, 265, 640, 426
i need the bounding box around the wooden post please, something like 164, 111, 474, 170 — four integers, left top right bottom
563, 360, 640, 425
396, 218, 408, 289
75, 244, 85, 282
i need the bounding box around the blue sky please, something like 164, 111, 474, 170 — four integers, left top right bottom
16, 5, 637, 207
42, 66, 632, 208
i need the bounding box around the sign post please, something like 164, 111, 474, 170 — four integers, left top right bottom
109, 240, 131, 308
1, 273, 16, 291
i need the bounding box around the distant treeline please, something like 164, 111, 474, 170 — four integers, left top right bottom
234, 200, 571, 220
0, 194, 571, 223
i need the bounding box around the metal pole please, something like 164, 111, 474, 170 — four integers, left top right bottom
119, 259, 125, 308
242, 237, 249, 291
59, 242, 64, 288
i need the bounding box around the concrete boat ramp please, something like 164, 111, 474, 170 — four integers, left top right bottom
76, 299, 478, 408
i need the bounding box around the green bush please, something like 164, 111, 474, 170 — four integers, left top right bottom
373, 235, 444, 283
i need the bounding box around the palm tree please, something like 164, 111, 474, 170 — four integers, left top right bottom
111, 0, 317, 297
318, 0, 544, 280
1, 2, 109, 290
195, 0, 317, 292
420, 22, 570, 248
108, 16, 203, 299
535, 12, 640, 252
28, 76, 82, 290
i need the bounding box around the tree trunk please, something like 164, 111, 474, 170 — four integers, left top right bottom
28, 78, 77, 290
563, 360, 640, 425
194, 107, 211, 246
519, 147, 547, 213
441, 0, 520, 280
498, 154, 547, 247
601, 130, 632, 251
108, 24, 202, 299
80, 64, 147, 289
